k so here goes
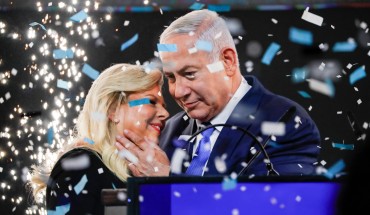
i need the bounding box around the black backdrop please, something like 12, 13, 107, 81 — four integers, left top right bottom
0, 6, 369, 214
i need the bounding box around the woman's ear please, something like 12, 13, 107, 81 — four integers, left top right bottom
221, 47, 237, 76
108, 111, 120, 124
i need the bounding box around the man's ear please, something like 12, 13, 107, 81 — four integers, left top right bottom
220, 47, 238, 76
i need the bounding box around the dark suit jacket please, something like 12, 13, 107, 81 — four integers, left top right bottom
46, 148, 126, 214
159, 75, 321, 176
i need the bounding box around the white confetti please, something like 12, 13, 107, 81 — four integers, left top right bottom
97, 168, 104, 174
170, 148, 188, 174
301, 7, 324, 26
61, 154, 90, 171
261, 121, 286, 136
214, 156, 227, 173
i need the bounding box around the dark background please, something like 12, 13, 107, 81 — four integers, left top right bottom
0, 1, 369, 214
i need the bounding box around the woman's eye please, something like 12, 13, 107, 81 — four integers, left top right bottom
150, 99, 156, 105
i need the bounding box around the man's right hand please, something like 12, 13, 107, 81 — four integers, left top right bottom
115, 129, 170, 177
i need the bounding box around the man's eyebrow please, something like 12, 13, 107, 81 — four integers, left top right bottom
164, 65, 194, 75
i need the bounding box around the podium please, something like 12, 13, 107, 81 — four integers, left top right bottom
102, 176, 342, 215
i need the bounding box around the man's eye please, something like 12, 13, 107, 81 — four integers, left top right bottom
165, 74, 175, 81
185, 73, 195, 79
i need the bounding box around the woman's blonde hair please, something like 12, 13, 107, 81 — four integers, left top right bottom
29, 63, 163, 199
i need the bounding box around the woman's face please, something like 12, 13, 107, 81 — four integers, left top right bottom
115, 85, 169, 144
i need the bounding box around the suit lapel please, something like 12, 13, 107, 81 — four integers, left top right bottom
205, 76, 266, 175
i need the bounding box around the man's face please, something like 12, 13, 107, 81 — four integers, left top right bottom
161, 35, 233, 122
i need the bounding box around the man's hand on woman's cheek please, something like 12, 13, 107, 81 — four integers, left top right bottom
115, 129, 171, 177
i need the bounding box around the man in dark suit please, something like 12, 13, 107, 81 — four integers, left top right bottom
115, 9, 320, 177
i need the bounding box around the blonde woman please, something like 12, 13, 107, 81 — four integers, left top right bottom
29, 63, 169, 214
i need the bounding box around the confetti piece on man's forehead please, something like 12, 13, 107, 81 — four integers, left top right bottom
332, 41, 357, 52
206, 61, 224, 73
207, 4, 231, 12
57, 79, 69, 90
29, 22, 46, 31
189, 2, 205, 10
128, 98, 150, 107
74, 174, 88, 195
349, 66, 366, 85
301, 7, 324, 26
69, 10, 88, 22
157, 43, 177, 52
289, 27, 313, 46
120, 33, 139, 51
195, 40, 213, 52
53, 49, 74, 59
82, 63, 100, 80
261, 42, 280, 65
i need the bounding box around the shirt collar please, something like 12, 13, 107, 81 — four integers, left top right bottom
196, 77, 251, 131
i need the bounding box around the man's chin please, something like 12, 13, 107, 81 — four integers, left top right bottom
185, 110, 209, 121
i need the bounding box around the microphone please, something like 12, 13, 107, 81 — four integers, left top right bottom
185, 106, 296, 176
238, 106, 296, 176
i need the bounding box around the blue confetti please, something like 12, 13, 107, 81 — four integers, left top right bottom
332, 41, 357, 52
261, 42, 280, 65
157, 43, 177, 52
349, 66, 366, 85
128, 98, 150, 107
82, 64, 100, 80
332, 142, 354, 150
29, 22, 46, 31
112, 183, 117, 189
83, 137, 94, 145
47, 203, 70, 215
120, 33, 139, 51
53, 49, 74, 59
131, 6, 154, 12
291, 67, 307, 83
69, 10, 88, 22
195, 40, 213, 52
74, 174, 88, 195
222, 178, 237, 191
289, 27, 313, 46
298, 91, 312, 98
47, 127, 54, 145
267, 141, 282, 148
57, 79, 69, 90
207, 4, 231, 12
189, 2, 205, 10
324, 159, 346, 179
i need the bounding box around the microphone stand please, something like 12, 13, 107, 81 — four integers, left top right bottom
187, 123, 280, 176
238, 106, 296, 176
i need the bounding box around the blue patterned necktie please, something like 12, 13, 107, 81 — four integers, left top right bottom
185, 124, 215, 175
